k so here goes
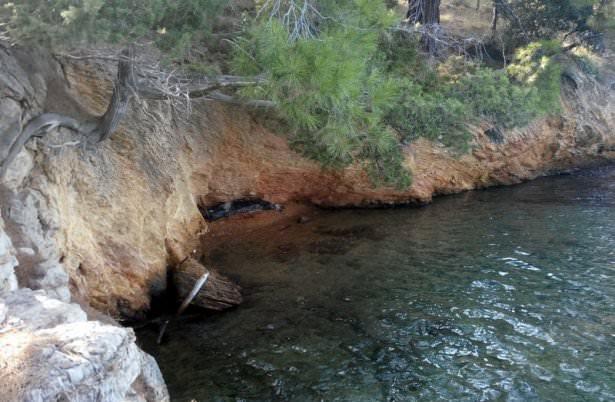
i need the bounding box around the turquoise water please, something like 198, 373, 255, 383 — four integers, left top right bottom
139, 166, 615, 401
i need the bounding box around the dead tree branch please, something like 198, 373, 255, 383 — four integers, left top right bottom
396, 24, 487, 61
0, 48, 273, 178
0, 113, 82, 178
136, 74, 268, 100
93, 46, 138, 142
204, 91, 276, 108
157, 271, 210, 344
257, 0, 324, 41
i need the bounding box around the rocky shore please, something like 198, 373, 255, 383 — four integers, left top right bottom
1, 42, 614, 400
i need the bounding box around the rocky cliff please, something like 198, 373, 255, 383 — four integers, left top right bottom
0, 43, 614, 400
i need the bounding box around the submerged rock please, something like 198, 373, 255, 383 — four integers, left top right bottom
200, 198, 282, 221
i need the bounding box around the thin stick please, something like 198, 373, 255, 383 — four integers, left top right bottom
157, 272, 210, 344
177, 272, 210, 316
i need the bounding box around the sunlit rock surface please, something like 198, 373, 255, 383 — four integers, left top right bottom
3, 47, 611, 318
1, 44, 615, 318
0, 288, 169, 402
0, 217, 18, 293
0, 41, 614, 401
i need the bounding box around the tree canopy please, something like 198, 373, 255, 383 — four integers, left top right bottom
1, 0, 612, 187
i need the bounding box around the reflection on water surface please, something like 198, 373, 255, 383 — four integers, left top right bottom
139, 166, 615, 402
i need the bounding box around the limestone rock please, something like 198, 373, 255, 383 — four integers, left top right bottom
0, 45, 70, 303
0, 289, 169, 402
0, 217, 18, 294
1, 288, 86, 330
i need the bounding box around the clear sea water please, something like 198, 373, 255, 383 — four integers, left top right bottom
139, 166, 615, 401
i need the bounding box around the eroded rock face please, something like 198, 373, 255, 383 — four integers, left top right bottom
0, 44, 168, 399
0, 44, 72, 303
0, 288, 169, 402
1, 45, 614, 320
0, 42, 613, 402
55, 50, 615, 318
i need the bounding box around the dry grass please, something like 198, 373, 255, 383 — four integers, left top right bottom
440, 0, 494, 39
391, 0, 498, 39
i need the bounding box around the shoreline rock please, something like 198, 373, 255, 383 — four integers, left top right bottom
0, 43, 614, 400
0, 288, 169, 402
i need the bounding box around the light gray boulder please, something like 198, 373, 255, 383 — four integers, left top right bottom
0, 288, 169, 402
0, 217, 18, 293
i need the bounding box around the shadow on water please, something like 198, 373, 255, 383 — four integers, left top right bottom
138, 166, 615, 402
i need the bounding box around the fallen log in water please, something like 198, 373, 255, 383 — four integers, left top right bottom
173, 257, 243, 311
157, 271, 210, 344
157, 257, 242, 343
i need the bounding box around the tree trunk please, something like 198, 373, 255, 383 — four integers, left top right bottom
491, 1, 499, 32
407, 0, 441, 55
93, 46, 137, 142
407, 0, 440, 24
173, 258, 242, 311
0, 46, 271, 177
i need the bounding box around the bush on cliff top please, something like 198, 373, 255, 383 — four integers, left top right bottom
2, 0, 568, 188
2, 0, 225, 57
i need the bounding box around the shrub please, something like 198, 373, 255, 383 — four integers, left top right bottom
234, 10, 567, 187
233, 1, 411, 188
507, 40, 563, 115
501, 0, 598, 44
2, 0, 225, 57
451, 68, 539, 128
2, 0, 570, 189
386, 44, 563, 154
385, 80, 471, 152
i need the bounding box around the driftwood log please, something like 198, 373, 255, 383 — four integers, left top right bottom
157, 269, 210, 344
156, 257, 242, 343
173, 257, 242, 311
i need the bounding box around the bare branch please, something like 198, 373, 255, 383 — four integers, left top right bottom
0, 47, 274, 177
136, 74, 268, 100
93, 46, 138, 142
395, 23, 487, 61
204, 91, 276, 108
0, 113, 82, 178
257, 0, 324, 41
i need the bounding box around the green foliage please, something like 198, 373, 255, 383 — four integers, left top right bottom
234, 1, 411, 188
444, 42, 563, 131
2, 0, 575, 189
2, 0, 225, 56
385, 40, 564, 156
385, 80, 471, 152
452, 68, 538, 128
507, 40, 563, 115
380, 36, 470, 152
590, 0, 615, 30
497, 0, 613, 47
235, 5, 570, 188
501, 0, 605, 45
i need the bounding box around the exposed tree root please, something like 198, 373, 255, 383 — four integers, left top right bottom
0, 46, 272, 179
